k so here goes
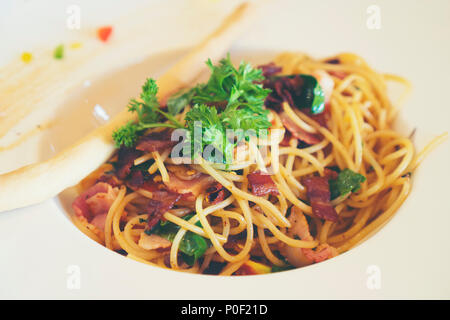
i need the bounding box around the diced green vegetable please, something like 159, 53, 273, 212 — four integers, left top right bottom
146, 214, 209, 266
53, 44, 64, 60
329, 168, 366, 199
270, 74, 325, 114
271, 264, 295, 273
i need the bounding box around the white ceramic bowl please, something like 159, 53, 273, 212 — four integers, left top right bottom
0, 0, 449, 299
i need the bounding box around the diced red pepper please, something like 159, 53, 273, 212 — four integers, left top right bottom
97, 26, 113, 42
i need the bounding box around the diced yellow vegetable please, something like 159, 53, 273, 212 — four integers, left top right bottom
237, 260, 271, 275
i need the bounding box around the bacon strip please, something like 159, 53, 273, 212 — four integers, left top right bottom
263, 72, 327, 145
96, 174, 120, 187
72, 182, 119, 222
263, 75, 309, 111
116, 147, 142, 180
279, 111, 322, 145
258, 62, 282, 78
247, 171, 279, 197
303, 244, 338, 263
163, 173, 215, 201
127, 170, 145, 188
206, 182, 229, 204
281, 207, 338, 267
146, 191, 181, 230
90, 214, 108, 231
328, 70, 347, 80
138, 233, 171, 251
135, 130, 176, 153
279, 130, 293, 147
303, 176, 338, 222
126, 176, 182, 230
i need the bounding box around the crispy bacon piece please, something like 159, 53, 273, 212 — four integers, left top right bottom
72, 182, 119, 222
128, 170, 219, 230
116, 147, 142, 180
303, 176, 338, 222
125, 175, 182, 230
288, 207, 314, 240
127, 169, 218, 229
264, 75, 309, 111
263, 73, 329, 144
90, 213, 108, 231
263, 68, 334, 136
324, 167, 339, 180
138, 233, 171, 251
206, 183, 229, 205
136, 179, 165, 193
127, 170, 145, 188
303, 244, 338, 263
258, 62, 282, 78
96, 174, 120, 187
280, 130, 293, 147
135, 130, 176, 153
163, 173, 215, 201
279, 111, 322, 145
247, 171, 279, 197
281, 207, 338, 267
166, 165, 202, 181
146, 191, 181, 230
328, 70, 347, 80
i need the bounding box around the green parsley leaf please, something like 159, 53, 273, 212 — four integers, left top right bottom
185, 104, 226, 161
113, 56, 272, 161
269, 74, 325, 114
193, 54, 270, 110
112, 120, 139, 148
112, 78, 183, 147
180, 55, 272, 163
271, 264, 295, 273
166, 54, 271, 115
167, 87, 196, 116
147, 214, 209, 265
329, 168, 366, 199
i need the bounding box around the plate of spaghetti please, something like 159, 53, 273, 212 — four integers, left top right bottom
62, 50, 447, 276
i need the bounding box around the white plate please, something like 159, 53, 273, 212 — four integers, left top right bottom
0, 0, 449, 299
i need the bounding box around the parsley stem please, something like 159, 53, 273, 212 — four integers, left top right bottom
153, 108, 184, 128
139, 122, 181, 129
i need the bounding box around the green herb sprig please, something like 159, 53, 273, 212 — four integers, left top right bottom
112, 78, 184, 148
113, 55, 272, 163
146, 214, 209, 266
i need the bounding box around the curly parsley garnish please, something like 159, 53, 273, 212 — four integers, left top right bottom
113, 54, 272, 162
112, 79, 183, 148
